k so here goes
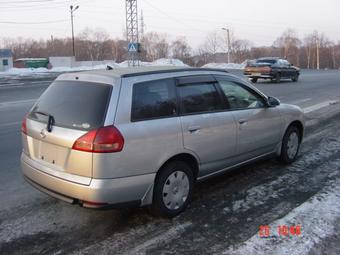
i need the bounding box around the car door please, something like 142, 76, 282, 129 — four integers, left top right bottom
277, 59, 287, 78
215, 76, 284, 162
177, 75, 238, 177
285, 60, 296, 77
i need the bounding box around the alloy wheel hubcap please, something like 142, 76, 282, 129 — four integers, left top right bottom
287, 132, 299, 159
162, 171, 190, 210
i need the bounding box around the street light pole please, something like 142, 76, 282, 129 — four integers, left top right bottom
222, 27, 231, 63
70, 5, 79, 57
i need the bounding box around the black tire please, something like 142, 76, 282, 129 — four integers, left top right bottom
251, 78, 258, 83
292, 73, 299, 82
275, 73, 281, 83
150, 161, 194, 218
279, 126, 301, 164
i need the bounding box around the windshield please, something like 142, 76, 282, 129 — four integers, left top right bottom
28, 81, 112, 131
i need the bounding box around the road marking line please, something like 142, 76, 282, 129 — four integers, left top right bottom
303, 100, 338, 114
30, 81, 52, 84
0, 98, 37, 108
289, 98, 311, 105
0, 83, 24, 87
0, 121, 20, 128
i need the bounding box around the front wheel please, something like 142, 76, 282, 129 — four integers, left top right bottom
279, 126, 301, 164
150, 161, 194, 218
275, 73, 281, 83
292, 73, 299, 82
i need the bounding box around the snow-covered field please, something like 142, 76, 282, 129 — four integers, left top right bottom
0, 58, 245, 78
202, 62, 246, 70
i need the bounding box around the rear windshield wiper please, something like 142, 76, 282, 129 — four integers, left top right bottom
32, 111, 55, 132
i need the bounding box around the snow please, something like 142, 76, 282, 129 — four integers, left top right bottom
0, 58, 188, 77
223, 179, 340, 255
0, 58, 248, 77
202, 61, 246, 70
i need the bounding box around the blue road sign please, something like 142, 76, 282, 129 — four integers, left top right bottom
128, 43, 139, 52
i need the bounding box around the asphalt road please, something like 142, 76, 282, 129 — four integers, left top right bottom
0, 70, 340, 255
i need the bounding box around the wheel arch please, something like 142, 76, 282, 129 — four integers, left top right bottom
287, 120, 304, 142
156, 153, 200, 181
140, 152, 200, 206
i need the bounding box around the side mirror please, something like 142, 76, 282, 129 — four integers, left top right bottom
267, 96, 280, 107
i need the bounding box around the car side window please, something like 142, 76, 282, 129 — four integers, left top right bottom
217, 79, 265, 109
131, 78, 177, 121
283, 60, 290, 66
178, 83, 222, 114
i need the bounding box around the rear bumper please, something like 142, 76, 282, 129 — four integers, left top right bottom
21, 153, 155, 208
244, 73, 273, 79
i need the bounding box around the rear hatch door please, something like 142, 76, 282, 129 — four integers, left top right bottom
23, 79, 113, 184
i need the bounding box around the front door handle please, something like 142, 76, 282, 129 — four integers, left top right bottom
188, 126, 200, 133
238, 119, 247, 125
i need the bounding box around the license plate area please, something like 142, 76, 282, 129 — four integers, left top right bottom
251, 72, 261, 76
39, 142, 65, 168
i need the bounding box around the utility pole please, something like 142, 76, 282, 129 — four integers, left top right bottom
140, 9, 145, 38
222, 27, 231, 63
70, 5, 79, 57
316, 37, 320, 70
126, 0, 140, 67
331, 46, 336, 69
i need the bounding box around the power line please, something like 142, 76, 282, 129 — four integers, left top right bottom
0, 0, 62, 3
0, 19, 68, 24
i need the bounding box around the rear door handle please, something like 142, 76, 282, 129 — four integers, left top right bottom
188, 126, 200, 133
238, 119, 247, 125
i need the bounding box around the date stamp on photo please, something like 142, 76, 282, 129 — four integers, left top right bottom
259, 225, 301, 237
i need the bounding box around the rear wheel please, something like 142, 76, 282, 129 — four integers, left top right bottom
251, 78, 258, 83
292, 73, 299, 82
150, 161, 194, 218
279, 126, 301, 164
275, 73, 281, 83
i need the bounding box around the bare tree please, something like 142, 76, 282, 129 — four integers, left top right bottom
274, 29, 301, 65
200, 31, 222, 62
171, 37, 192, 62
140, 32, 170, 61
232, 39, 252, 63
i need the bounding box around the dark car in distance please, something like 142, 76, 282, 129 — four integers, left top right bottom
244, 57, 300, 83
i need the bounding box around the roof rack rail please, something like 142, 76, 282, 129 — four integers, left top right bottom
121, 68, 229, 78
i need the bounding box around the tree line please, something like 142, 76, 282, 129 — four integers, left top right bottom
1, 27, 339, 69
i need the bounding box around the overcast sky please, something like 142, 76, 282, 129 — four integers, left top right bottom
0, 0, 339, 49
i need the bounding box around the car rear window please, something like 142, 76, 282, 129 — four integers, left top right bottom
28, 81, 112, 130
256, 59, 277, 64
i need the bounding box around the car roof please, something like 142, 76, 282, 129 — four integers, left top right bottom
67, 66, 229, 79
257, 57, 279, 60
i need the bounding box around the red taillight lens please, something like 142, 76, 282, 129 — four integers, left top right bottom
72, 126, 124, 153
21, 117, 27, 135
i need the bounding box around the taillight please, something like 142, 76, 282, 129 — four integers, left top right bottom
21, 116, 27, 135
72, 126, 124, 153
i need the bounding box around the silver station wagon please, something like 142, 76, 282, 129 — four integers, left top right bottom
21, 67, 305, 217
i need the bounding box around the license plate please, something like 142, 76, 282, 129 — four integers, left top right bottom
252, 73, 261, 76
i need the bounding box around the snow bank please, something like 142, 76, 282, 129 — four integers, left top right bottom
0, 58, 188, 77
149, 58, 188, 67
202, 62, 246, 70
117, 58, 188, 68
